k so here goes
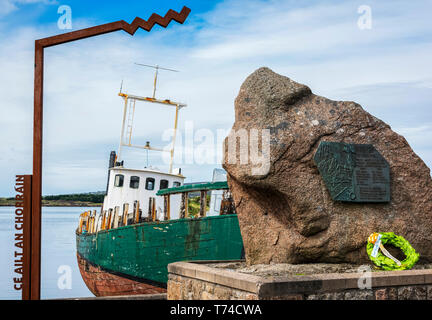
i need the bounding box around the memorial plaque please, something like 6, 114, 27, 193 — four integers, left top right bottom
313, 142, 390, 202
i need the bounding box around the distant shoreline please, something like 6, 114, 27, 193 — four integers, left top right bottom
0, 199, 102, 207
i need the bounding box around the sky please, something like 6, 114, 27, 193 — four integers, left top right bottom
0, 0, 432, 196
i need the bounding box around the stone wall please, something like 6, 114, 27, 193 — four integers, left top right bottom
306, 286, 431, 300
167, 261, 432, 300
168, 274, 258, 300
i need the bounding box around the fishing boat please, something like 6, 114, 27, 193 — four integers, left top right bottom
75, 66, 244, 296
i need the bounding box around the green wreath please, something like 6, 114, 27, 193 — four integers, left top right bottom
366, 232, 419, 271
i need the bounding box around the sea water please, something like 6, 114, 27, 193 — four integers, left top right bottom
0, 206, 94, 299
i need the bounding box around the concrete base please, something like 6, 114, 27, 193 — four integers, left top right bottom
58, 293, 166, 300
167, 261, 432, 300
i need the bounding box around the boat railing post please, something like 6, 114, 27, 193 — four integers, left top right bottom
199, 191, 207, 217
87, 213, 91, 233
106, 208, 113, 230
97, 207, 102, 231
105, 209, 109, 230
219, 190, 235, 215
122, 203, 129, 226
113, 206, 119, 228
185, 192, 189, 218
83, 212, 89, 232
167, 196, 170, 220
147, 198, 152, 220
85, 211, 89, 232
87, 211, 91, 231
163, 195, 170, 220
163, 195, 167, 220
101, 210, 106, 230
95, 213, 101, 233
151, 197, 156, 221
134, 200, 140, 224
92, 210, 97, 233
78, 216, 82, 234
180, 193, 186, 219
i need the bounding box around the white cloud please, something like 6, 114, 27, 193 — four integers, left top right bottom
0, 2, 16, 16
192, 0, 432, 61
395, 124, 432, 148
0, 0, 57, 16
1, 0, 432, 195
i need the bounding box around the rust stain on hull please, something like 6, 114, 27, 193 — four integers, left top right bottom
77, 254, 166, 297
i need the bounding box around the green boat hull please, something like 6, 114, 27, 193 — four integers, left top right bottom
76, 214, 243, 293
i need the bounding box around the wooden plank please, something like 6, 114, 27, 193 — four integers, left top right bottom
113, 207, 119, 229
166, 196, 170, 220
154, 198, 157, 220
122, 203, 129, 226
135, 201, 140, 223
199, 191, 207, 217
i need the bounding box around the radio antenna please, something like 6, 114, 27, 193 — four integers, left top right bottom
134, 63, 179, 99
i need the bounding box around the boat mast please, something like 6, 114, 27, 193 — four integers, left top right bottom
117, 64, 186, 174
135, 63, 179, 99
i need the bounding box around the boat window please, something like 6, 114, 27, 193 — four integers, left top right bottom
130, 176, 140, 189
173, 181, 181, 187
160, 179, 169, 190
114, 174, 124, 187
145, 178, 155, 190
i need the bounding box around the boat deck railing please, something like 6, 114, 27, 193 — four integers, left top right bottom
77, 181, 235, 234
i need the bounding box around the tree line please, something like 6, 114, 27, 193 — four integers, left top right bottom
5, 192, 105, 203
42, 192, 105, 203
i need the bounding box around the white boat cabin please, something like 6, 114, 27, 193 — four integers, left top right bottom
103, 166, 184, 224
77, 172, 235, 235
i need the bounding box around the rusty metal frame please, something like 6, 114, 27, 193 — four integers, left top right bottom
27, 6, 191, 300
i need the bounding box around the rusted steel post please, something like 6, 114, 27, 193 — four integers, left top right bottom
30, 6, 190, 299
31, 41, 43, 301
36, 6, 191, 49
22, 175, 32, 300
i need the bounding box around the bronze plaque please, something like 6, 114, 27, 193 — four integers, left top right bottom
313, 142, 390, 202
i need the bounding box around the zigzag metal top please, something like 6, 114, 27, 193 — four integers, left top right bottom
37, 6, 191, 48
